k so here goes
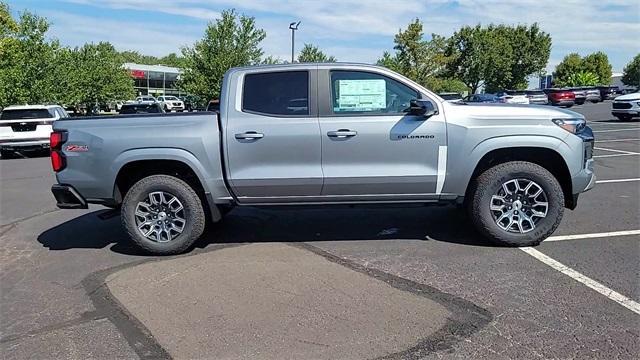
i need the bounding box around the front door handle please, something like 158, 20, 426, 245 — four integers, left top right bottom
327, 129, 357, 138
235, 131, 264, 140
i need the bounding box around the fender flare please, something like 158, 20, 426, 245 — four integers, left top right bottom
110, 147, 222, 222
444, 135, 574, 196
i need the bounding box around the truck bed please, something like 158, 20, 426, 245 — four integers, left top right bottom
53, 111, 230, 206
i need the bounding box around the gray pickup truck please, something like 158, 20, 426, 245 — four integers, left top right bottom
50, 63, 595, 255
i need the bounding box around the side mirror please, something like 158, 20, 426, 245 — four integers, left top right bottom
409, 99, 438, 118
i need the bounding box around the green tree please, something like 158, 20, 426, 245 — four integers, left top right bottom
261, 55, 284, 65
565, 71, 599, 86
447, 23, 550, 92
61, 42, 134, 111
297, 43, 336, 63
180, 9, 266, 100
376, 19, 454, 91
159, 53, 185, 68
0, 6, 62, 107
582, 51, 612, 85
446, 24, 511, 94
0, 1, 18, 40
621, 54, 640, 87
553, 53, 583, 86
503, 23, 551, 90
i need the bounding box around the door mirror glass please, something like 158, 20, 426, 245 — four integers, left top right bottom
409, 99, 437, 118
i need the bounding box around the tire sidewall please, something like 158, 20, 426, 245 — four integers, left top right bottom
473, 163, 564, 246
122, 176, 204, 254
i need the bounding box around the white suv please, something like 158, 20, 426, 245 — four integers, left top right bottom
611, 92, 640, 121
0, 105, 69, 157
157, 96, 185, 112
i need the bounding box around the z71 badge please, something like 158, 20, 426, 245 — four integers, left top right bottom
65, 144, 89, 152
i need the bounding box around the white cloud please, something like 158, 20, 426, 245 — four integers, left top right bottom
49, 0, 640, 68
43, 10, 200, 56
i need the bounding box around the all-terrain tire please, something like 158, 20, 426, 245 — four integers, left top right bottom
467, 161, 564, 247
121, 175, 205, 255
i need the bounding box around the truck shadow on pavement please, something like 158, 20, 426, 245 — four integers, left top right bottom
37, 205, 493, 256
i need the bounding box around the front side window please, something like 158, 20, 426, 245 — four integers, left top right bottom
242, 71, 309, 116
330, 71, 418, 115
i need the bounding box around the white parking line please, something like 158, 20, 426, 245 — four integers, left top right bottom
546, 229, 640, 241
596, 178, 640, 184
593, 146, 640, 155
520, 247, 640, 315
593, 153, 639, 158
588, 122, 640, 126
593, 128, 640, 133
596, 138, 640, 142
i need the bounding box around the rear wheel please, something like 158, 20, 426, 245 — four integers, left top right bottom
468, 161, 564, 247
121, 175, 205, 255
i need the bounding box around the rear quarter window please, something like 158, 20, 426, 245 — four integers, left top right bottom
242, 71, 309, 116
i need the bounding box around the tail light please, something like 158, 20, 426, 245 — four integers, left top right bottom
50, 131, 68, 172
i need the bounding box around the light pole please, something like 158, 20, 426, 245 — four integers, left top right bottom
289, 21, 300, 63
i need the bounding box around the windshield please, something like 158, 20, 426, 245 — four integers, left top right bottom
165, 96, 178, 100
506, 90, 526, 95
0, 109, 54, 120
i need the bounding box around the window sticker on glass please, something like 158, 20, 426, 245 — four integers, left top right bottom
336, 79, 386, 112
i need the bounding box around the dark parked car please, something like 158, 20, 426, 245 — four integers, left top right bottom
179, 95, 205, 112
438, 92, 463, 102
597, 86, 619, 100
543, 88, 575, 107
525, 90, 549, 105
463, 93, 498, 103
206, 99, 220, 112
118, 103, 164, 114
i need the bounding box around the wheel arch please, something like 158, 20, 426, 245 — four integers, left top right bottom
464, 146, 574, 209
112, 148, 222, 222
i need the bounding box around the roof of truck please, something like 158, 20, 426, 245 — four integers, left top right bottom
3, 104, 61, 110
230, 62, 383, 72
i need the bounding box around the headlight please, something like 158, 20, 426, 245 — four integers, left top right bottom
552, 118, 586, 134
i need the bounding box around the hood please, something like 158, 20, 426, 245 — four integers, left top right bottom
614, 92, 640, 101
445, 102, 583, 120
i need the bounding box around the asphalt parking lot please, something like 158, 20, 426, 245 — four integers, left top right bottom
1, 101, 638, 359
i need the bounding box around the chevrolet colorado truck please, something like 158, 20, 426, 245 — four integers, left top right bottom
50, 63, 595, 255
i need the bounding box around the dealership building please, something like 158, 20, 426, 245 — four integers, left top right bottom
123, 63, 182, 97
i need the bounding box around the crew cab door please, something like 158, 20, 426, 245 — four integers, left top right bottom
224, 68, 321, 202
318, 68, 447, 200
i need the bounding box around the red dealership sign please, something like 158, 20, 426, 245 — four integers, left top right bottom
130, 70, 146, 79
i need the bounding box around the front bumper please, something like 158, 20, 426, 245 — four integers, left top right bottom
612, 109, 640, 116
571, 127, 596, 197
51, 184, 88, 209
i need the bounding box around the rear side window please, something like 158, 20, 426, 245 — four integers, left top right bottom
242, 71, 309, 116
0, 109, 55, 120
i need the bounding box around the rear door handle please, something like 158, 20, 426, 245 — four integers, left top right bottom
327, 129, 357, 138
235, 131, 264, 140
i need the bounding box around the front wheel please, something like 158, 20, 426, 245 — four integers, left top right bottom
121, 175, 205, 255
468, 161, 564, 247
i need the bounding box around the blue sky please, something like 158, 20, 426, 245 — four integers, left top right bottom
9, 0, 640, 73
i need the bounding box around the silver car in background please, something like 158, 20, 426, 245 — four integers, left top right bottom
570, 88, 587, 105
582, 87, 602, 103
525, 90, 549, 105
